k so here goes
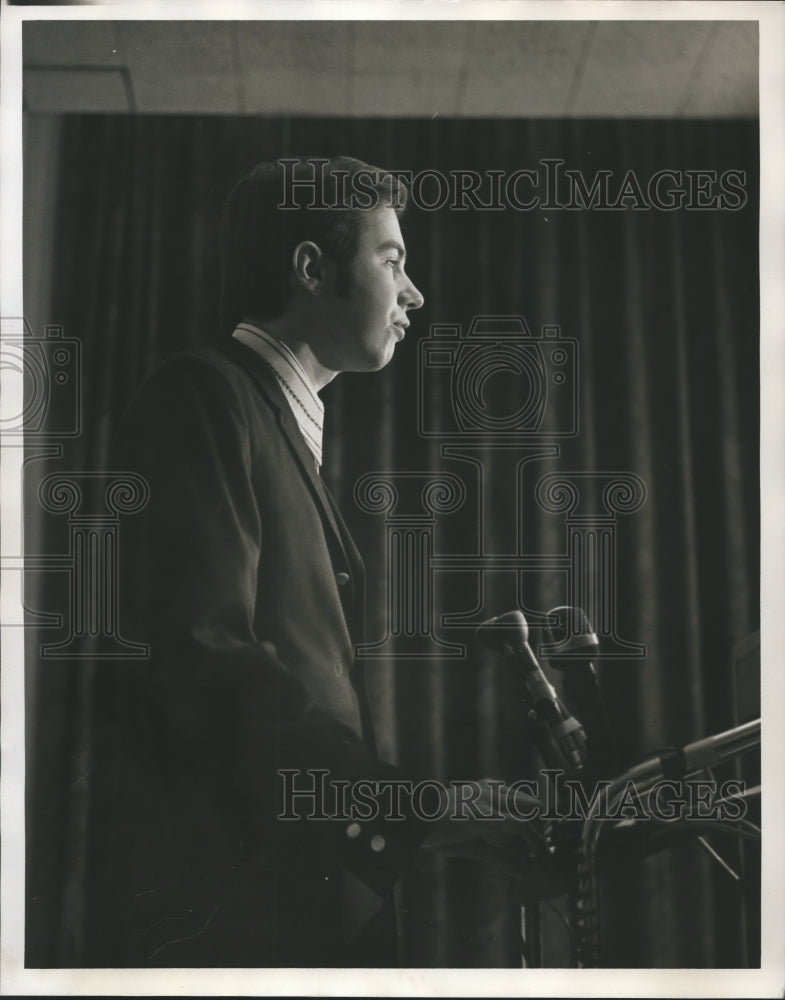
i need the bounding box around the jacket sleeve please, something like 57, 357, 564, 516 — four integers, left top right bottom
114, 352, 427, 895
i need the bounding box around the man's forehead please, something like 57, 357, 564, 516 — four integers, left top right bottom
357, 207, 406, 252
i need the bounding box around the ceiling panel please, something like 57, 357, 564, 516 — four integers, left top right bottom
683, 21, 758, 116
23, 20, 121, 68
351, 21, 466, 116
461, 21, 589, 116
24, 67, 130, 113
573, 21, 713, 116
21, 19, 759, 118
238, 22, 351, 114
117, 21, 238, 113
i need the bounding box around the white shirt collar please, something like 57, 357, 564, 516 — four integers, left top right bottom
232, 321, 324, 468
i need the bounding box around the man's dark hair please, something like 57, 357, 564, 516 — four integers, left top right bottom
220, 155, 409, 334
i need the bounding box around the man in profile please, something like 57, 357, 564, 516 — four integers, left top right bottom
85, 156, 555, 968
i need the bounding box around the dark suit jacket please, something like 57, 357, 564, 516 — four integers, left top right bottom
84, 339, 425, 967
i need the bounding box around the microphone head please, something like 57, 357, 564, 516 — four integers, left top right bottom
475, 609, 529, 651
541, 605, 599, 666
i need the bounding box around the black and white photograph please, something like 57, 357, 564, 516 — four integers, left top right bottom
2, 1, 784, 995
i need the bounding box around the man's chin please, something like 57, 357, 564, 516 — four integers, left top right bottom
348, 347, 396, 374
371, 352, 395, 372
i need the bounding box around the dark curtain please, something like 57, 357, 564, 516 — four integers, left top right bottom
26, 115, 759, 968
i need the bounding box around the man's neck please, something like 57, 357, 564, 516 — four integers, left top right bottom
247, 316, 338, 392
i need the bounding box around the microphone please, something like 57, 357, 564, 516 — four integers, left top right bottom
541, 605, 600, 705
476, 610, 587, 777
541, 605, 599, 667
542, 606, 616, 777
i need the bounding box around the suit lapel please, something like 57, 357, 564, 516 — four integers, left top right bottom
223, 338, 354, 577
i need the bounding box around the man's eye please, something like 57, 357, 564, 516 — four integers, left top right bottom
385, 257, 400, 268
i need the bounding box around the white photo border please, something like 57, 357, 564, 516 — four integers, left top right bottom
2, 1, 783, 996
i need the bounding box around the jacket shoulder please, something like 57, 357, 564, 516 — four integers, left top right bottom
130, 345, 277, 411
149, 345, 255, 387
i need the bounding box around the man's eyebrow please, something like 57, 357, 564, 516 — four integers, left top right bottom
375, 240, 406, 258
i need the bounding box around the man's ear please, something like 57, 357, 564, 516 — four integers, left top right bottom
291, 240, 330, 296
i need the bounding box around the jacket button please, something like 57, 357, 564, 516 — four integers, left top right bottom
370, 835, 386, 853
346, 823, 361, 840
335, 572, 351, 586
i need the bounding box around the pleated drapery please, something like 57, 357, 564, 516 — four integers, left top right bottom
26, 115, 759, 968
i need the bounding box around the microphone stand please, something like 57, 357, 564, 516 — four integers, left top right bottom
479, 605, 762, 967
476, 609, 589, 968
575, 717, 761, 966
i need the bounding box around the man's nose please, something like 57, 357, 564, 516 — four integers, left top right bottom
401, 273, 425, 311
